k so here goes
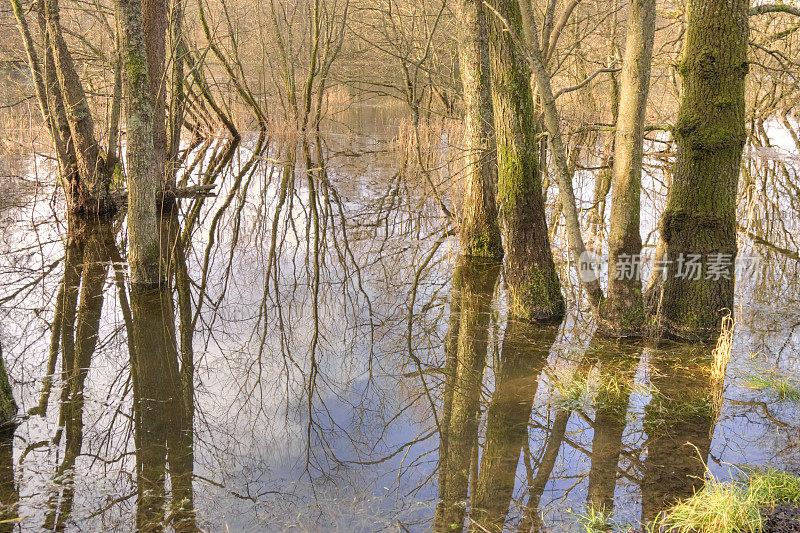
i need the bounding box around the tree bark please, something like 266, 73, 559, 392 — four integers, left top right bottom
143, 0, 168, 188
600, 0, 656, 336
515, 8, 605, 309
41, 0, 112, 213
457, 0, 502, 259
117, 0, 163, 286
167, 0, 186, 186
486, 0, 564, 322
649, 0, 748, 341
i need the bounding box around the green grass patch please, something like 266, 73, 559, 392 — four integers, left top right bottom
575, 505, 615, 532
743, 371, 800, 402
656, 468, 800, 533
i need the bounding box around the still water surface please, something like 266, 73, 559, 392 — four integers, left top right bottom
1, 106, 800, 531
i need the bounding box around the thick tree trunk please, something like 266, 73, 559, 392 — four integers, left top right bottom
117, 0, 163, 286
649, 0, 748, 341
143, 0, 168, 188
600, 0, 656, 336
456, 0, 502, 259
486, 0, 564, 322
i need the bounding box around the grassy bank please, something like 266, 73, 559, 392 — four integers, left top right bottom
656, 468, 800, 532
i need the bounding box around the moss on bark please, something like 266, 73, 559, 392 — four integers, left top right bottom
485, 0, 564, 321
648, 0, 748, 342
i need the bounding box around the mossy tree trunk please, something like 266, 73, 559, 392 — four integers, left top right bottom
485, 0, 564, 322
649, 0, 748, 341
117, 0, 163, 286
456, 0, 502, 259
601, 0, 656, 336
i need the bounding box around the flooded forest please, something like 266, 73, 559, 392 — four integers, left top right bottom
1, 0, 800, 530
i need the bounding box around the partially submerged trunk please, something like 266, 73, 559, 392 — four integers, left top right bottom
648, 0, 748, 341
486, 0, 564, 321
117, 0, 163, 286
515, 1, 604, 310
456, 0, 502, 259
41, 0, 113, 213
600, 0, 656, 336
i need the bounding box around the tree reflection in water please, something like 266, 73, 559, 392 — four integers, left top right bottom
0, 126, 797, 530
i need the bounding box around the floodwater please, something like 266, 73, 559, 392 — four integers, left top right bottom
1, 104, 800, 532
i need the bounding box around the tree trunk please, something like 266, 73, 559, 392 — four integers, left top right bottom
649, 0, 748, 341
143, 0, 168, 189
486, 0, 564, 322
516, 8, 604, 309
600, 0, 656, 336
167, 0, 186, 186
42, 0, 112, 213
456, 0, 502, 259
117, 0, 163, 286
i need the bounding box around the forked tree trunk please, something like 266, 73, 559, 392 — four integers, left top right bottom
517, 10, 604, 309
649, 0, 748, 341
486, 0, 564, 322
41, 0, 112, 213
600, 0, 656, 336
456, 0, 502, 259
117, 0, 162, 286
